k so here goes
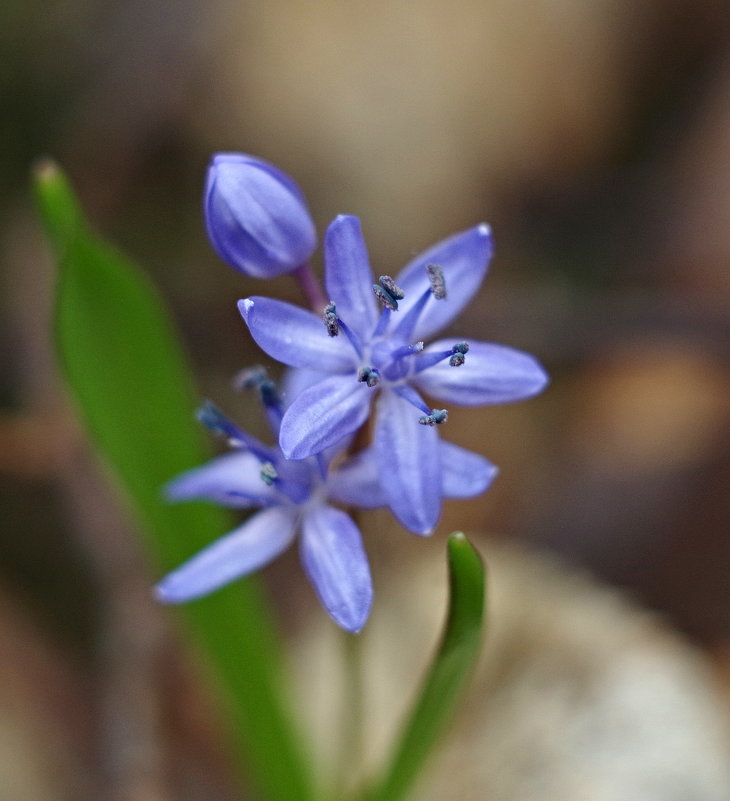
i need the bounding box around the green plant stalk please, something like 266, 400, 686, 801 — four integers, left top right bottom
33, 160, 316, 801
361, 532, 485, 801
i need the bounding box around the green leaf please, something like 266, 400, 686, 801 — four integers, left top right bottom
33, 160, 315, 801
363, 532, 485, 801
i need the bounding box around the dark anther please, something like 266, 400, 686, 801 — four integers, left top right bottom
426, 264, 446, 299
372, 275, 405, 310
357, 366, 380, 387
378, 275, 405, 300
196, 400, 245, 446
418, 408, 448, 426
260, 461, 278, 486
449, 341, 469, 367
323, 301, 339, 336
258, 379, 280, 408
235, 365, 269, 390
234, 365, 282, 408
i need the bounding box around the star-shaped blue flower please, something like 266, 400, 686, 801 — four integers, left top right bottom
155, 378, 372, 632
239, 216, 547, 534
156, 369, 497, 631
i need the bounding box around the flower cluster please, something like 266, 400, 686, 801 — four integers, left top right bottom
157, 153, 548, 631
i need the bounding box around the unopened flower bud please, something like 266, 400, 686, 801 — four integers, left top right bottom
204, 153, 317, 278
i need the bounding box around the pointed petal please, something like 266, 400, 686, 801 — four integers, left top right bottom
280, 366, 329, 408
374, 389, 441, 535
439, 440, 498, 498
300, 504, 372, 632
155, 507, 298, 602
279, 374, 372, 459
394, 225, 493, 341
239, 296, 355, 371
165, 451, 278, 508
324, 215, 378, 339
327, 448, 387, 508
413, 340, 549, 405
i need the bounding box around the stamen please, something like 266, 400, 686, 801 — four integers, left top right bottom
196, 401, 272, 461
379, 275, 405, 300
323, 301, 339, 336
373, 284, 398, 311
234, 366, 283, 437
259, 461, 278, 486
393, 261, 447, 340
414, 342, 470, 373
418, 408, 448, 426
337, 317, 364, 358
357, 366, 380, 387
197, 400, 245, 445
234, 366, 282, 409
372, 275, 405, 310
449, 342, 469, 367
393, 288, 430, 340
391, 341, 424, 361
234, 365, 268, 391
373, 306, 391, 337
393, 384, 432, 415
426, 264, 446, 299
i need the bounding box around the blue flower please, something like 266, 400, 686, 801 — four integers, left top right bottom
204, 153, 317, 278
155, 373, 371, 632
239, 216, 548, 534
156, 369, 498, 631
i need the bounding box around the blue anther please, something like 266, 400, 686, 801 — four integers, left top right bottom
357, 366, 380, 387
418, 408, 449, 426
373, 284, 398, 311
373, 275, 405, 311
197, 400, 245, 444
235, 365, 282, 409
259, 461, 278, 486
197, 400, 276, 462
449, 341, 469, 367
379, 275, 405, 300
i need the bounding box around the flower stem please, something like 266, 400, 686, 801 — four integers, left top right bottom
335, 626, 366, 799
293, 262, 328, 312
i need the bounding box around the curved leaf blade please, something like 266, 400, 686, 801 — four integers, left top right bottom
33, 160, 315, 801
364, 531, 485, 801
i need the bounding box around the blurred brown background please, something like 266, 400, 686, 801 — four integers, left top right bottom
1, 0, 729, 799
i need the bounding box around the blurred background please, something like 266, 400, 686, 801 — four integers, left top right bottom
1, 0, 729, 799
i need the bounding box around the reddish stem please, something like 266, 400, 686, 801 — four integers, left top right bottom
293, 262, 327, 313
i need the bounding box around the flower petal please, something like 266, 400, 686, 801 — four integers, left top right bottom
374, 389, 441, 535
413, 340, 549, 405
300, 504, 372, 632
439, 440, 498, 498
324, 215, 378, 339
280, 366, 329, 408
393, 224, 493, 341
326, 448, 387, 508
155, 506, 298, 602
279, 374, 372, 460
239, 296, 355, 372
165, 451, 278, 508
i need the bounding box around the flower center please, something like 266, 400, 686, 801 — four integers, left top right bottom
319, 264, 468, 423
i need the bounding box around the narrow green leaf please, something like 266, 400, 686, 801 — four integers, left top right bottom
364, 532, 485, 801
33, 160, 315, 801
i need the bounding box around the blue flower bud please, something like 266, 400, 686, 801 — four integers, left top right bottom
204, 153, 317, 278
